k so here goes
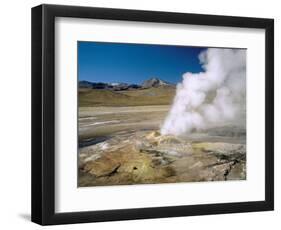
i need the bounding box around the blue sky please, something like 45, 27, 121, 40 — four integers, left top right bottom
78, 41, 206, 84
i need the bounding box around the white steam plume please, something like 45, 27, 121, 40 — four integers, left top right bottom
161, 48, 246, 136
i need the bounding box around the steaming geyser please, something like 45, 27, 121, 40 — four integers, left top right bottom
161, 48, 246, 136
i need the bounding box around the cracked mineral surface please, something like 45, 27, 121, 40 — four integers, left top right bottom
79, 129, 246, 186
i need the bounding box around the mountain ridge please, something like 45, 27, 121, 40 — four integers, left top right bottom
79, 77, 174, 91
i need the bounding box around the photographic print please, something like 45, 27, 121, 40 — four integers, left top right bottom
32, 5, 274, 224
78, 41, 246, 187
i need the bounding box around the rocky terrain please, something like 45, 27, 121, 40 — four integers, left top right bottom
79, 129, 246, 187
142, 77, 171, 88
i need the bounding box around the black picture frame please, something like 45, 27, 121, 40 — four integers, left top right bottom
31, 4, 274, 225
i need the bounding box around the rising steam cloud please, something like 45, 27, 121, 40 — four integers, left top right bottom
161, 48, 246, 136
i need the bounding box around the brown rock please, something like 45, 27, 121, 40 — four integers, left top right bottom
83, 156, 120, 177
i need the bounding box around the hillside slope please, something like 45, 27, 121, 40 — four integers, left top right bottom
79, 86, 176, 107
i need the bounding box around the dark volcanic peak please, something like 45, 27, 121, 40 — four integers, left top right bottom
79, 81, 110, 89
142, 77, 171, 88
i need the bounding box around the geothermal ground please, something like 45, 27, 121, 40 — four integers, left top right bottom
78, 104, 246, 187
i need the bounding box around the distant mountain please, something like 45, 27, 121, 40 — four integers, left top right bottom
79, 77, 173, 91
79, 80, 94, 88
109, 82, 128, 90
79, 81, 111, 89
142, 77, 171, 88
